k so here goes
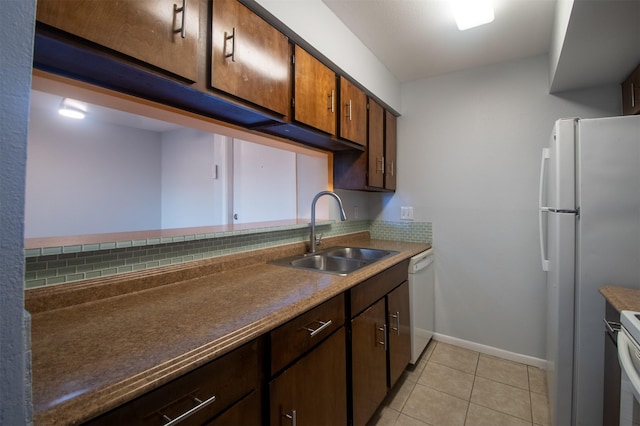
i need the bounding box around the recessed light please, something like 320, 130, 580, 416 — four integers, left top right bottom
58, 98, 87, 119
450, 0, 494, 31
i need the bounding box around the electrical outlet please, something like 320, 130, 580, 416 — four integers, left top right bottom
400, 206, 414, 220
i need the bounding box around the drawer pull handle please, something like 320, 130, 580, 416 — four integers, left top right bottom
161, 394, 216, 426
284, 409, 297, 426
305, 319, 333, 337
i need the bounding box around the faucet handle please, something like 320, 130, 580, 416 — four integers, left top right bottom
315, 233, 323, 245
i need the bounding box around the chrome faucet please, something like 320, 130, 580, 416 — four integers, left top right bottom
309, 191, 347, 253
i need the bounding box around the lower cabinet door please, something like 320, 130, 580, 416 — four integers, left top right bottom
351, 299, 387, 426
388, 281, 411, 387
206, 390, 261, 426
269, 327, 347, 425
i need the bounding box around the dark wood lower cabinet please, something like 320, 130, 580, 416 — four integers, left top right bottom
351, 299, 388, 426
269, 328, 347, 426
84, 340, 261, 425
388, 281, 411, 387
603, 301, 621, 426
205, 390, 261, 426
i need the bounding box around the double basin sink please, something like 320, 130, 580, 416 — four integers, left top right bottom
269, 247, 398, 276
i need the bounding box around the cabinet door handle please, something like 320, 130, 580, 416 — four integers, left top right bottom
389, 160, 394, 177
391, 311, 400, 335
225, 27, 236, 62
173, 0, 186, 39
377, 323, 387, 347
347, 99, 352, 121
632, 82, 636, 108
304, 319, 332, 337
161, 394, 216, 426
284, 409, 297, 426
328, 90, 335, 113
376, 157, 385, 174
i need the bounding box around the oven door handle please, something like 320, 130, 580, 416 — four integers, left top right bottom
618, 330, 640, 397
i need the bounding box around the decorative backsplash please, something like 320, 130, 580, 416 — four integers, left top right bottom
24, 220, 432, 288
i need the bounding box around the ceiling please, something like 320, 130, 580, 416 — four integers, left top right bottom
322, 0, 640, 90
322, 0, 557, 83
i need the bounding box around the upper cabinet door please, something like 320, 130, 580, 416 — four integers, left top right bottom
36, 0, 199, 82
211, 0, 290, 116
385, 111, 397, 190
368, 99, 385, 189
294, 45, 337, 136
339, 77, 367, 146
621, 65, 640, 116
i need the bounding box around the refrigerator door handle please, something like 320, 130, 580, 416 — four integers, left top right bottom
539, 147, 550, 272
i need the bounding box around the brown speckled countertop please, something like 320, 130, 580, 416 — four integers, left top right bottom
600, 285, 640, 312
27, 232, 430, 425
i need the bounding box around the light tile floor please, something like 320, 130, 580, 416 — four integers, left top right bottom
369, 340, 550, 426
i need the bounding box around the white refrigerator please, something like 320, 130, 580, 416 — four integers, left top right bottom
539, 115, 640, 425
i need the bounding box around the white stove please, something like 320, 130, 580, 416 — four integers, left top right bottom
618, 311, 640, 425
622, 311, 640, 348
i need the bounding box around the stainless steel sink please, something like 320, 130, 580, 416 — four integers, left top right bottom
269, 247, 398, 276
324, 247, 393, 261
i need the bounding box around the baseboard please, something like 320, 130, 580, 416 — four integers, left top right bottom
433, 333, 547, 370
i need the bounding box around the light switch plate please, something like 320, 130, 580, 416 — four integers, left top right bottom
400, 206, 414, 220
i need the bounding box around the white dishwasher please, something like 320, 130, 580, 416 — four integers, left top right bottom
408, 248, 434, 364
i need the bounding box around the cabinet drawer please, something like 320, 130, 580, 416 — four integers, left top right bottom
350, 260, 409, 318
205, 389, 261, 426
270, 294, 345, 374
86, 340, 260, 425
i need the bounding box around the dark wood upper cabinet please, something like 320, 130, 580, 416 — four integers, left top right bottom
339, 77, 367, 146
333, 98, 398, 192
293, 45, 337, 136
621, 64, 640, 116
368, 99, 385, 189
387, 281, 411, 387
211, 0, 290, 116
35, 0, 199, 82
385, 111, 398, 190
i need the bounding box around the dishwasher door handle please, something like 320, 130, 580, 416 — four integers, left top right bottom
604, 318, 621, 334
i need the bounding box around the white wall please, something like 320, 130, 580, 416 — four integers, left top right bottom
297, 153, 329, 220
255, 0, 401, 112
549, 0, 574, 87
25, 107, 162, 237
381, 55, 620, 358
232, 139, 297, 223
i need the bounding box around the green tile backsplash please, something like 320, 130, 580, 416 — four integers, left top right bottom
24, 220, 432, 288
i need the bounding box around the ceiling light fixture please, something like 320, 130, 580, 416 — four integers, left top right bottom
450, 0, 494, 31
58, 98, 87, 119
